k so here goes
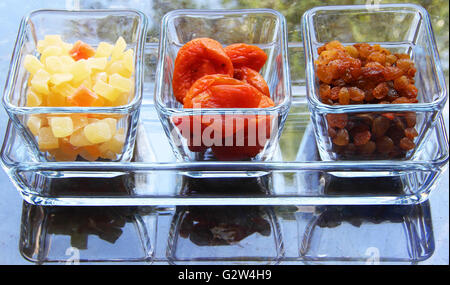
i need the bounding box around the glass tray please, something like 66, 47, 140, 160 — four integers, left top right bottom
1, 44, 448, 206
19, 203, 434, 264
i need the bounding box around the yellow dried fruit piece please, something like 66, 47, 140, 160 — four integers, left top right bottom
50, 139, 79, 161
78, 146, 100, 161
45, 56, 63, 73
111, 36, 127, 60
109, 73, 132, 93
31, 69, 50, 95
69, 128, 91, 147
46, 92, 66, 106
84, 121, 113, 144
122, 49, 134, 72
26, 89, 43, 107
49, 116, 74, 138
27, 115, 43, 136
51, 82, 76, 98
37, 35, 63, 53
99, 130, 125, 154
92, 71, 108, 84
107, 61, 132, 78
50, 73, 73, 85
38, 127, 59, 150
87, 57, 107, 70
24, 55, 44, 75
59, 55, 75, 67
70, 59, 91, 84
71, 114, 89, 131
112, 92, 130, 106
100, 150, 117, 160
100, 117, 117, 137
95, 42, 114, 58
93, 79, 121, 102
41, 45, 63, 63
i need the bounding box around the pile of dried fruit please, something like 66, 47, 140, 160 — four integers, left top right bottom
172, 38, 274, 160
315, 41, 419, 159
23, 35, 134, 161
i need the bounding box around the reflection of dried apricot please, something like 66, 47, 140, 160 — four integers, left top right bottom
234, 67, 270, 97
224, 43, 267, 72
172, 38, 234, 103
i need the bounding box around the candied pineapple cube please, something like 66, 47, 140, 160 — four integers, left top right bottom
93, 79, 121, 102
99, 131, 125, 154
84, 121, 113, 144
109, 73, 132, 93
111, 37, 127, 60
31, 69, 51, 94
38, 127, 59, 150
46, 92, 67, 106
24, 55, 44, 75
27, 115, 43, 136
69, 128, 91, 147
70, 59, 91, 84
71, 114, 89, 131
59, 55, 75, 67
49, 116, 74, 138
95, 42, 114, 58
50, 82, 76, 98
107, 61, 132, 78
112, 92, 130, 106
45, 56, 63, 74
26, 89, 43, 107
100, 150, 117, 160
50, 73, 73, 85
37, 35, 63, 53
79, 145, 100, 161
87, 57, 107, 70
92, 71, 108, 84
41, 45, 63, 63
50, 139, 79, 161
122, 49, 134, 72
100, 118, 117, 136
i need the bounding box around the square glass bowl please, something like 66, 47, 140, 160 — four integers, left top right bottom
302, 4, 448, 161
154, 9, 291, 161
2, 9, 147, 162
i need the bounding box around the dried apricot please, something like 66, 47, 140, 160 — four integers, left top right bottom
172, 38, 234, 103
233, 67, 270, 97
183, 75, 262, 109
224, 43, 267, 72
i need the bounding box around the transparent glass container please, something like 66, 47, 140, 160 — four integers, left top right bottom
154, 9, 291, 162
302, 4, 448, 161
2, 9, 148, 162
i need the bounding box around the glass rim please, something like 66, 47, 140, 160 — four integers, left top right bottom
2, 8, 148, 114
301, 3, 448, 114
154, 8, 292, 115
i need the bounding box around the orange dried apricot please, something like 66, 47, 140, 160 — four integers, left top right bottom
233, 67, 270, 97
224, 43, 267, 72
172, 38, 234, 103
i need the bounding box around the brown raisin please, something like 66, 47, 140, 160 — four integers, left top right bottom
376, 136, 394, 153
326, 113, 348, 129
353, 130, 372, 146
399, 137, 415, 151
333, 128, 350, 146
